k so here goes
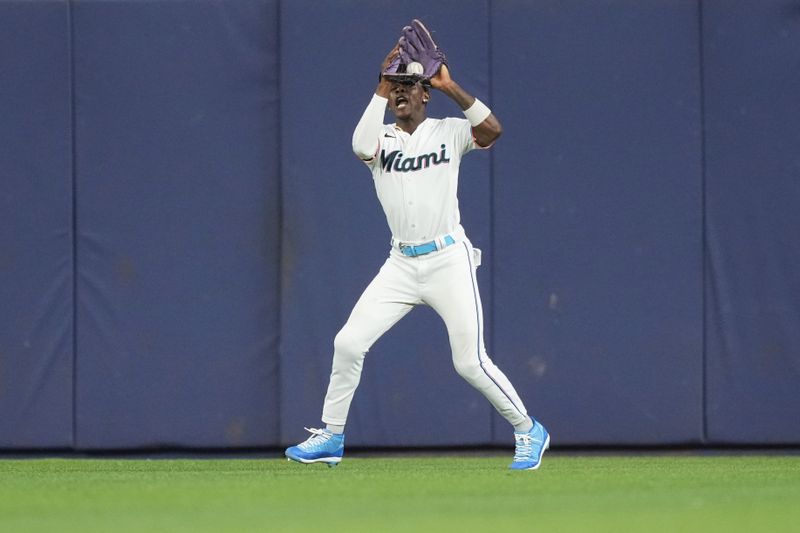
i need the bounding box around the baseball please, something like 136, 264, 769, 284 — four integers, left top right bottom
407, 61, 424, 75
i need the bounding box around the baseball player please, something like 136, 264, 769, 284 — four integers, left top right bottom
286, 20, 549, 470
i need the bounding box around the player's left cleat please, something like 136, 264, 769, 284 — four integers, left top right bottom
285, 427, 345, 466
509, 420, 550, 471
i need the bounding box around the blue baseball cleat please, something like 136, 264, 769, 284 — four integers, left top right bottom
510, 420, 550, 470
285, 427, 345, 467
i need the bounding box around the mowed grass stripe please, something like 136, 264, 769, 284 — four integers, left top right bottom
0, 456, 798, 532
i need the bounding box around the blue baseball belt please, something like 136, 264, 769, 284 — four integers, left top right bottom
399, 235, 456, 257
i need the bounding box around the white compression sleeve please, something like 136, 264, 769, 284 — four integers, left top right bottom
352, 93, 388, 161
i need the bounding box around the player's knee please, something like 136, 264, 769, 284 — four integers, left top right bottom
452, 357, 483, 383
333, 327, 366, 360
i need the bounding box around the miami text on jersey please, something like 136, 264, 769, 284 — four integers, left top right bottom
380, 144, 451, 173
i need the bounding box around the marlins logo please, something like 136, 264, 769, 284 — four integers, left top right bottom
380, 144, 451, 173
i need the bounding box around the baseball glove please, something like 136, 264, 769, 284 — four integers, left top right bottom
382, 19, 447, 85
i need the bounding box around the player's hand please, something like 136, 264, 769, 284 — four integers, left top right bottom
380, 44, 400, 77
429, 64, 454, 91
377, 44, 400, 97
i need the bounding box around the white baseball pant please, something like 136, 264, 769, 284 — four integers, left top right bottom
321, 238, 530, 428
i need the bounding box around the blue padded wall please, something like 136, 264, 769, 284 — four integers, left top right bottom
703, 0, 800, 443
490, 0, 704, 444
2, 0, 800, 450
279, 1, 494, 446
72, 0, 281, 448
0, 1, 74, 448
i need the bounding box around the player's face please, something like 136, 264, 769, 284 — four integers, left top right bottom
387, 81, 428, 120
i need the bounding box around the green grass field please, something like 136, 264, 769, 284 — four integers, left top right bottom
1, 454, 798, 532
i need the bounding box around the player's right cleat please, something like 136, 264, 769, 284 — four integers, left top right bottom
509, 420, 550, 471
285, 427, 345, 466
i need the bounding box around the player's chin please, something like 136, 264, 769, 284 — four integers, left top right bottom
391, 106, 411, 120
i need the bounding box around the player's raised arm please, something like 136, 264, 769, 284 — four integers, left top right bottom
431, 64, 502, 148
351, 46, 399, 161
396, 19, 501, 148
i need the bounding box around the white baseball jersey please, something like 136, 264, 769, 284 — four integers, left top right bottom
363, 118, 480, 244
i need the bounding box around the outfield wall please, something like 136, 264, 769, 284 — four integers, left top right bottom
1, 0, 798, 449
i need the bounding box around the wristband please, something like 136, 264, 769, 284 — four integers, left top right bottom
463, 98, 491, 127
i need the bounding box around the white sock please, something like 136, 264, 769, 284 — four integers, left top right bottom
326, 424, 345, 435
514, 418, 534, 433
